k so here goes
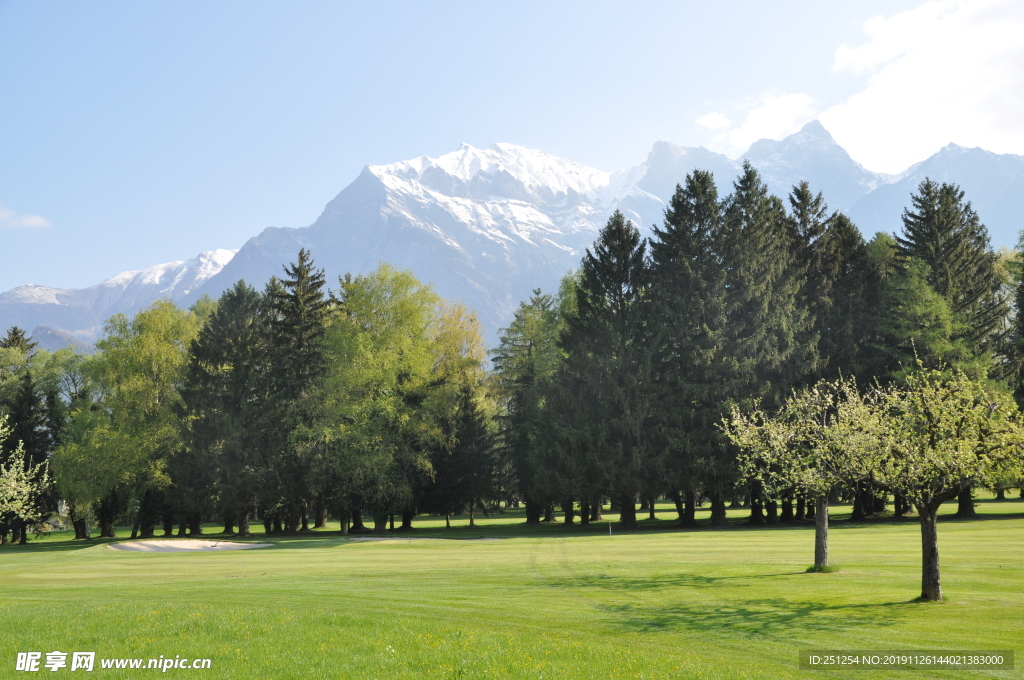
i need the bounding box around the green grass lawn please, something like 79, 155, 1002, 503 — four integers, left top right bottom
1, 495, 1022, 679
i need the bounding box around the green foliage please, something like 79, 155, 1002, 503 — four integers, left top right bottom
51, 301, 201, 518
895, 179, 1007, 362
556, 210, 652, 527
872, 368, 1024, 511
725, 377, 879, 499
0, 416, 49, 524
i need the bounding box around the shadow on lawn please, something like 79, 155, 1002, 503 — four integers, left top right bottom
597, 597, 912, 636
543, 571, 805, 593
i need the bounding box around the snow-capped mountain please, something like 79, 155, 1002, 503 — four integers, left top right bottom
6, 121, 1024, 351
0, 249, 236, 350
181, 123, 900, 340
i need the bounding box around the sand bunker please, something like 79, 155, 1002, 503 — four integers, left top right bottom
108, 540, 271, 552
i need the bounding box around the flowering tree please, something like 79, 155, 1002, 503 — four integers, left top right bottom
725, 378, 879, 570
872, 369, 1024, 601
0, 417, 50, 531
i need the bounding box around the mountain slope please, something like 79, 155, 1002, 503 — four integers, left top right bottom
7, 123, 1024, 349
849, 144, 1024, 244
0, 249, 236, 345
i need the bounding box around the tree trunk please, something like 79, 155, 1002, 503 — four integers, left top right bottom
608, 496, 618, 512
918, 504, 942, 601
72, 516, 87, 540
955, 485, 977, 519
814, 495, 829, 570
850, 482, 866, 520
795, 496, 806, 521
188, 514, 203, 535
618, 493, 637, 530
401, 510, 414, 530
580, 502, 591, 526
639, 497, 649, 511
18, 518, 29, 544
287, 505, 301, 533
562, 500, 573, 525
780, 495, 793, 522
372, 509, 387, 533
223, 510, 235, 535
162, 513, 174, 538
130, 515, 140, 539
351, 508, 364, 532
469, 504, 475, 528
590, 501, 602, 522
237, 510, 251, 537
894, 493, 908, 517
445, 513, 451, 529
710, 494, 728, 527
300, 504, 309, 532
339, 509, 349, 535
747, 485, 764, 525
524, 500, 541, 525
805, 499, 815, 520
995, 488, 1006, 501
683, 490, 697, 526
648, 498, 656, 520
314, 497, 327, 528
672, 491, 684, 521
177, 522, 188, 537
765, 499, 778, 524
543, 504, 555, 523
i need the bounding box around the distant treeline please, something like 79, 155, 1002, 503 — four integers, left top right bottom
1, 163, 1022, 544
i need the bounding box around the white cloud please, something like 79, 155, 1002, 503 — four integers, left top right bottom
696, 111, 731, 130
707, 92, 817, 157
820, 0, 1024, 173
0, 202, 52, 228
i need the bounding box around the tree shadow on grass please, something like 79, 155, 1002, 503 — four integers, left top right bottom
542, 571, 807, 593
597, 597, 913, 636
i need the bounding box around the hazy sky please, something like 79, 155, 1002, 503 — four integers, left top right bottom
2, 0, 1022, 292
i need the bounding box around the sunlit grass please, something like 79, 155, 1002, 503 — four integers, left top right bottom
1, 493, 1021, 679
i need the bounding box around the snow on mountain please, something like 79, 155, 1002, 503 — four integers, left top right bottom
7, 122, 1024, 350
0, 249, 237, 348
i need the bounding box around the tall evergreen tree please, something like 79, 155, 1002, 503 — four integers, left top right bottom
895, 179, 1008, 517
647, 170, 726, 525
179, 281, 269, 537
492, 289, 565, 524
786, 182, 869, 381
714, 163, 812, 524
896, 179, 1007, 358
559, 210, 651, 529
265, 249, 331, 532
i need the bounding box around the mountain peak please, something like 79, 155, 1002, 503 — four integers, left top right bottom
798, 119, 831, 139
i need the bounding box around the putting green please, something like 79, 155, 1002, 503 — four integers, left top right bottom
1, 496, 1021, 679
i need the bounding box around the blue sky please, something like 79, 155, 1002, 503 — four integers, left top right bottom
2, 1, 1022, 291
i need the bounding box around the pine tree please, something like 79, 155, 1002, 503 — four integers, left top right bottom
180, 281, 269, 537
786, 182, 869, 381
265, 249, 331, 532
492, 289, 564, 524
896, 179, 1007, 358
714, 163, 812, 524
559, 210, 651, 529
895, 179, 1007, 518
647, 170, 727, 525
0, 327, 38, 355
